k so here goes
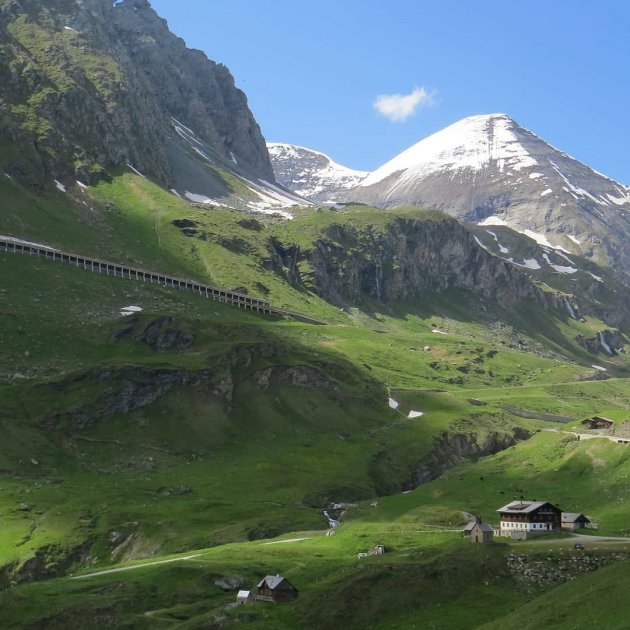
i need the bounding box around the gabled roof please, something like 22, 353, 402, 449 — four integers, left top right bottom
497, 500, 557, 514
467, 520, 493, 532
562, 512, 590, 523
237, 590, 251, 598
257, 575, 289, 590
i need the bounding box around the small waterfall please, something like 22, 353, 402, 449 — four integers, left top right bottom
323, 510, 340, 528
563, 297, 577, 320
598, 331, 613, 355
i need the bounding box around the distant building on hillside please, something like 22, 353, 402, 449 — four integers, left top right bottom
497, 500, 562, 537
256, 575, 298, 603
464, 516, 494, 543
561, 513, 592, 531
582, 416, 614, 430
236, 590, 254, 605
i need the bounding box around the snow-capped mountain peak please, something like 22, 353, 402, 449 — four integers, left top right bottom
359, 113, 538, 187
268, 142, 368, 203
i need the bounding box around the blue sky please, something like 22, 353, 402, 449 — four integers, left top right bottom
150, 0, 630, 183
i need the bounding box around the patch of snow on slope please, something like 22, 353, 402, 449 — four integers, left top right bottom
432, 329, 448, 335
4, 173, 12, 180
184, 192, 213, 204
388, 397, 399, 409
485, 230, 509, 253
549, 160, 608, 207
478, 215, 507, 227
169, 189, 181, 198
567, 235, 582, 245
554, 250, 575, 265
76, 180, 88, 189
54, 180, 66, 193
606, 189, 630, 205
473, 235, 489, 251
588, 271, 604, 283
521, 229, 572, 253
529, 172, 544, 179
359, 114, 537, 188
591, 365, 607, 372
512, 258, 541, 270
542, 253, 578, 274
408, 411, 424, 419
540, 188, 553, 197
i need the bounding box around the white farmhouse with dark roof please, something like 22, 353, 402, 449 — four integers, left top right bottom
497, 500, 562, 536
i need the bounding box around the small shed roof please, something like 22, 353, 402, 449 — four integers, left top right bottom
562, 512, 589, 523
468, 520, 493, 532
237, 590, 251, 599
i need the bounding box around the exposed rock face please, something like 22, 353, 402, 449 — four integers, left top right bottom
41, 366, 216, 430
269, 215, 563, 310
0, 0, 274, 188
408, 424, 532, 486
114, 316, 195, 351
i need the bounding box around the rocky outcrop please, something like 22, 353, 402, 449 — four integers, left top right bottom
253, 365, 341, 398
114, 316, 195, 351
0, 541, 91, 588
38, 341, 358, 430
269, 216, 563, 310
41, 366, 216, 430
506, 552, 630, 595
408, 424, 532, 487
0, 0, 273, 187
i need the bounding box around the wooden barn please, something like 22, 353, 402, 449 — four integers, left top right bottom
561, 513, 592, 531
498, 500, 562, 537
256, 575, 298, 603
582, 416, 614, 430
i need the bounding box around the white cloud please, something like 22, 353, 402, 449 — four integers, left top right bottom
373, 86, 435, 122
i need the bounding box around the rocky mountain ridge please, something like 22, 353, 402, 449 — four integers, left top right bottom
268, 142, 367, 203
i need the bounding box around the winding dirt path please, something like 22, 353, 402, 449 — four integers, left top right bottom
70, 554, 203, 580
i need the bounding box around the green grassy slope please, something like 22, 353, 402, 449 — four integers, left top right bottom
480, 558, 630, 630
2, 175, 630, 627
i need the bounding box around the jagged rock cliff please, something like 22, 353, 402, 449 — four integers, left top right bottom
0, 0, 273, 188
269, 214, 566, 311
